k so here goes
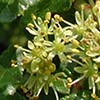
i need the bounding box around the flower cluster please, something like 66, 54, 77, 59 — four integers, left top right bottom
14, 1, 100, 99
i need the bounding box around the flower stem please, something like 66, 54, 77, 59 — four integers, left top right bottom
71, 58, 84, 66
62, 19, 75, 27
92, 77, 96, 95
36, 83, 45, 96
52, 86, 59, 100
33, 20, 41, 30
70, 75, 85, 86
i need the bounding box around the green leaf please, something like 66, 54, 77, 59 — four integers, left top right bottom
8, 0, 15, 5
0, 67, 22, 88
81, 90, 94, 100
0, 6, 15, 22
60, 94, 79, 100
0, 0, 15, 5
53, 79, 70, 94
0, 1, 18, 23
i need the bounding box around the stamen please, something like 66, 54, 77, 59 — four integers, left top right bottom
33, 20, 41, 30
14, 45, 31, 53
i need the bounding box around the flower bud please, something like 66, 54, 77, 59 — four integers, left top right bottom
31, 14, 36, 20
54, 14, 63, 21
45, 12, 51, 20
67, 77, 73, 83
27, 23, 34, 29
71, 39, 79, 47
71, 48, 80, 53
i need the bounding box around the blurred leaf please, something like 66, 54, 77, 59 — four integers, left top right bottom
0, 45, 15, 67
0, 0, 72, 23
19, 0, 28, 5
19, 0, 35, 6
60, 90, 94, 100
0, 91, 26, 100
21, 0, 73, 24
0, 0, 15, 5
0, 1, 18, 23
3, 84, 16, 95
0, 67, 22, 88
80, 90, 94, 100
0, 65, 5, 76
73, 0, 86, 11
